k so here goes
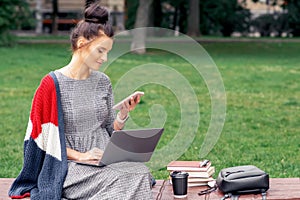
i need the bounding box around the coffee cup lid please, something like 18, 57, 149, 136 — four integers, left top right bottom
170, 171, 189, 178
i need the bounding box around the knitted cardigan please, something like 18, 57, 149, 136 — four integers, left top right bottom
9, 72, 68, 199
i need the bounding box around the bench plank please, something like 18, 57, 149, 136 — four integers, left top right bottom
158, 178, 300, 200
0, 178, 163, 200
1, 178, 300, 200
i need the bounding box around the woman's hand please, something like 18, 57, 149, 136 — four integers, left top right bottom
67, 147, 103, 161
79, 147, 104, 161
119, 95, 142, 119
114, 93, 143, 130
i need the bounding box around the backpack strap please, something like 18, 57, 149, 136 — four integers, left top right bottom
261, 191, 267, 200
221, 192, 267, 200
220, 193, 232, 200
231, 195, 239, 200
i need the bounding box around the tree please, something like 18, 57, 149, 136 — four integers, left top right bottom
282, 0, 300, 36
160, 0, 188, 33
131, 0, 153, 54
148, 0, 163, 28
187, 0, 200, 37
126, 0, 251, 37
52, 0, 59, 35
0, 0, 31, 45
251, 0, 300, 36
200, 0, 251, 36
35, 0, 43, 34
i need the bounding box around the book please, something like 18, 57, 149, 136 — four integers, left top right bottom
186, 166, 215, 178
188, 177, 215, 183
167, 160, 211, 172
169, 166, 215, 180
188, 182, 210, 187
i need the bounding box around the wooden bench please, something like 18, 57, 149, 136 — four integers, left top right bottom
1, 178, 300, 199
157, 178, 300, 200
0, 178, 163, 200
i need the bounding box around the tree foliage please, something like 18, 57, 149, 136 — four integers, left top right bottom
251, 0, 300, 36
126, 0, 251, 37
200, 0, 251, 36
251, 13, 290, 37
0, 0, 32, 45
282, 0, 300, 36
125, 0, 139, 29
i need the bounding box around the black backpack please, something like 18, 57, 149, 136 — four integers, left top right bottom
216, 165, 269, 200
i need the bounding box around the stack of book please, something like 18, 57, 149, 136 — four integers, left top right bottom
167, 160, 215, 187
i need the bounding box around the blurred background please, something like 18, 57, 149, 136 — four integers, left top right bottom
0, 0, 299, 179
1, 0, 300, 44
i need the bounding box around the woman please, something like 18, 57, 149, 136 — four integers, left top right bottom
9, 3, 153, 200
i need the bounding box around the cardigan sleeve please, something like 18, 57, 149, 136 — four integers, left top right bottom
9, 73, 68, 200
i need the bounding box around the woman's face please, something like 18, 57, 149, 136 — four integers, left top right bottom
80, 36, 113, 71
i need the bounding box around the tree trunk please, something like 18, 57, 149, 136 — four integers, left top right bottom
131, 0, 153, 54
52, 0, 58, 35
172, 6, 178, 30
35, 0, 43, 34
178, 1, 187, 33
187, 0, 200, 37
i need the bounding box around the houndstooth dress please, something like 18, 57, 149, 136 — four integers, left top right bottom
54, 71, 153, 200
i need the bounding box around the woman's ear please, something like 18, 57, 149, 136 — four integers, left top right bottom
76, 37, 88, 49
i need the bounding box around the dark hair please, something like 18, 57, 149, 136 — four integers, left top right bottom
70, 3, 114, 51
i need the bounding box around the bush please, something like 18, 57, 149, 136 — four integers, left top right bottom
125, 0, 139, 30
0, 0, 32, 46
273, 13, 291, 37
251, 14, 275, 37
125, 0, 251, 37
284, 0, 300, 36
251, 13, 290, 37
200, 0, 251, 36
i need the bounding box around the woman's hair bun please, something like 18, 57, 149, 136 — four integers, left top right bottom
70, 2, 113, 51
84, 3, 109, 24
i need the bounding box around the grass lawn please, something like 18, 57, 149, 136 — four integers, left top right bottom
0, 40, 299, 180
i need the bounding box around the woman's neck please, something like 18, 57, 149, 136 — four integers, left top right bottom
61, 55, 91, 80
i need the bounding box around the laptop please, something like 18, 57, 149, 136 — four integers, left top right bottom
73, 128, 164, 166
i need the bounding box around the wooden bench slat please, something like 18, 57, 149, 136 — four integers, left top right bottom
1, 178, 300, 200
158, 178, 300, 200
0, 178, 163, 200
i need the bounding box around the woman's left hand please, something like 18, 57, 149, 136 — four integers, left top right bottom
119, 95, 141, 119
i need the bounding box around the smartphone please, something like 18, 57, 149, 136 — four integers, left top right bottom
112, 91, 144, 110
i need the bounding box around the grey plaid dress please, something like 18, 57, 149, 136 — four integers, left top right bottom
54, 71, 152, 200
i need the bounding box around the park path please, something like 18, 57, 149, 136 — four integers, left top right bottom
13, 31, 300, 44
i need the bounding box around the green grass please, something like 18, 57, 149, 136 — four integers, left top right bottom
0, 41, 299, 180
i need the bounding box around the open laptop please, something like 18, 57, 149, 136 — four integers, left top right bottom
73, 128, 164, 166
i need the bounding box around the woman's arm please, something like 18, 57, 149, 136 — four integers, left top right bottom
113, 113, 128, 130
67, 148, 82, 161
113, 95, 141, 130
67, 147, 103, 161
